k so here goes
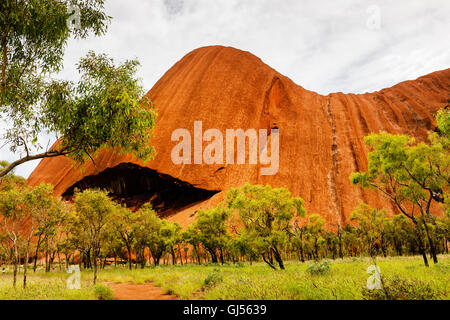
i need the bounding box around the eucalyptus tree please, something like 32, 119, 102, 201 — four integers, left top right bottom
31, 185, 68, 272
290, 220, 306, 262
0, 179, 64, 287
110, 206, 136, 270
162, 221, 182, 265
72, 189, 116, 284
0, 232, 10, 267
435, 108, 450, 252
226, 184, 305, 270
21, 184, 55, 287
0, 161, 26, 189
0, 0, 157, 178
182, 225, 202, 264
341, 224, 360, 257
303, 214, 326, 261
133, 204, 164, 266
350, 203, 387, 258
350, 108, 450, 265
190, 206, 232, 264
0, 184, 24, 287
0, 161, 25, 285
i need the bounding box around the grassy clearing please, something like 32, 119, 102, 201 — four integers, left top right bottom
0, 265, 116, 300
97, 254, 450, 300
0, 254, 448, 300
0, 273, 97, 300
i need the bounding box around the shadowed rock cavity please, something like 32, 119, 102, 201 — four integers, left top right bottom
62, 163, 219, 216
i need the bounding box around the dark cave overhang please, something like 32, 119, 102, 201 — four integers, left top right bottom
62, 163, 219, 216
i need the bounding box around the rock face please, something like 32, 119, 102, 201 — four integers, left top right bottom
28, 46, 450, 227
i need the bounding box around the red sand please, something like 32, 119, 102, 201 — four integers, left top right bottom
106, 282, 178, 300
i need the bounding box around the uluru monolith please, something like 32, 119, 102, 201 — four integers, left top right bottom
27, 46, 450, 227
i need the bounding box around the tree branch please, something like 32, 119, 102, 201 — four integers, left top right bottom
19, 136, 29, 157
0, 148, 70, 178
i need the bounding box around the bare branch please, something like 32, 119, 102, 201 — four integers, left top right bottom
0, 148, 71, 179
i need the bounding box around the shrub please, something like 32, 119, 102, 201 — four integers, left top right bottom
306, 259, 332, 275
203, 268, 223, 288
362, 275, 443, 300
164, 288, 175, 295
94, 284, 114, 300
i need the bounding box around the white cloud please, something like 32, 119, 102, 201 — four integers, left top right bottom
1, 0, 449, 178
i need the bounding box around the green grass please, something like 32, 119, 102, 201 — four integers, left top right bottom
97, 254, 450, 300
0, 273, 98, 300
0, 254, 448, 300
0, 265, 112, 300
94, 283, 114, 300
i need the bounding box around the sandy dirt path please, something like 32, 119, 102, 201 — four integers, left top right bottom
107, 282, 179, 300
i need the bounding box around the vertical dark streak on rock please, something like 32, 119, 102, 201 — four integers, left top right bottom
325, 94, 342, 225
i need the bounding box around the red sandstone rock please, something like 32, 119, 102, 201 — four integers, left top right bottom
27, 46, 450, 227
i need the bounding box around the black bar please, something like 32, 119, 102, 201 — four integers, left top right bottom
0, 300, 447, 319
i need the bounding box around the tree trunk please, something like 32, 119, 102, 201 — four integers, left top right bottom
140, 249, 146, 269
13, 240, 18, 288
194, 246, 201, 265
272, 247, 285, 270
152, 252, 161, 266
414, 222, 429, 267
171, 249, 176, 265
314, 239, 319, 261
57, 248, 62, 271
33, 234, 42, 272
93, 254, 98, 284
178, 248, 182, 264
262, 253, 277, 270
219, 248, 224, 265
127, 246, 132, 270
49, 251, 56, 271
45, 245, 49, 272
23, 238, 32, 289
13, 261, 17, 288
208, 249, 218, 263
421, 217, 438, 264
338, 228, 343, 259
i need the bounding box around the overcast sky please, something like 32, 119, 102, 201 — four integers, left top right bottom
1, 0, 450, 178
